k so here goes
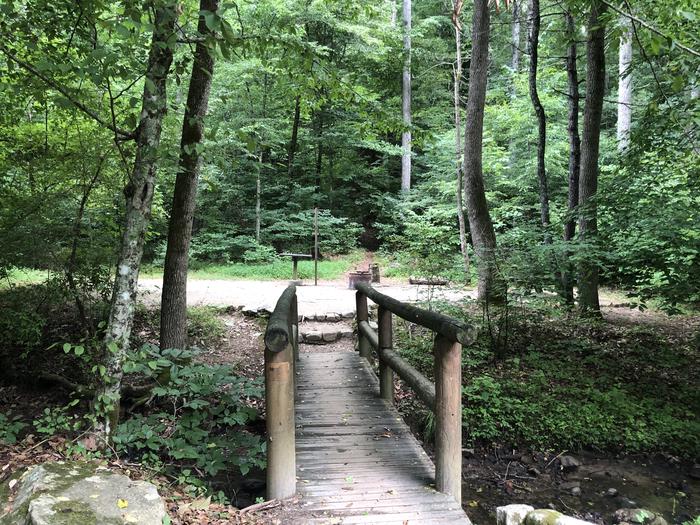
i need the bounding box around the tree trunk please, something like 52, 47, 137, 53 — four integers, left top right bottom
511, 0, 521, 73
94, 2, 178, 442
401, 0, 412, 192
527, 0, 550, 240
256, 152, 262, 242
160, 0, 217, 352
463, 0, 504, 304
452, 0, 470, 281
287, 94, 301, 178
314, 109, 323, 198
617, 16, 632, 151
578, 1, 606, 315
562, 11, 580, 305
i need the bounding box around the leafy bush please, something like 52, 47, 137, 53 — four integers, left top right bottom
265, 209, 361, 255
33, 400, 83, 435
115, 346, 265, 478
0, 413, 28, 444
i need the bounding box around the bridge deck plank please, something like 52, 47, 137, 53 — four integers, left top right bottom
295, 351, 471, 525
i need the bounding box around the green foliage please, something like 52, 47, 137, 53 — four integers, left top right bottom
0, 413, 28, 445
186, 307, 227, 345
395, 304, 700, 457
33, 401, 82, 436
115, 346, 265, 478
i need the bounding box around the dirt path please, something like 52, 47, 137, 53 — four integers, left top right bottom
139, 278, 476, 317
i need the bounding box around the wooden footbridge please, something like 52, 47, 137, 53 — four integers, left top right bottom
263, 283, 475, 524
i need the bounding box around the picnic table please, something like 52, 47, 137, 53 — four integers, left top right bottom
279, 252, 313, 280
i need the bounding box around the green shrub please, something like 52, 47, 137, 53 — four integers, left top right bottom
0, 413, 28, 444
115, 346, 265, 478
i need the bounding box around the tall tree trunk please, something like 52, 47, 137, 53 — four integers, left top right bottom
160, 0, 217, 352
511, 0, 521, 73
463, 0, 504, 304
287, 94, 301, 178
452, 0, 470, 281
389, 0, 398, 26
94, 2, 178, 442
256, 152, 262, 242
314, 109, 324, 199
617, 16, 633, 150
562, 11, 580, 305
401, 0, 412, 192
578, 1, 606, 315
527, 0, 550, 240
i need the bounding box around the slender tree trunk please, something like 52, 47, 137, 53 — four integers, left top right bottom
578, 1, 606, 315
287, 94, 301, 178
527, 0, 550, 240
511, 0, 521, 73
452, 0, 470, 281
389, 0, 398, 26
160, 0, 217, 352
401, 0, 412, 192
617, 16, 633, 151
562, 11, 580, 305
94, 2, 178, 442
463, 0, 504, 304
314, 109, 324, 198
256, 151, 262, 242
66, 156, 105, 331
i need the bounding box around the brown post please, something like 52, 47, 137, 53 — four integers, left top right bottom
265, 340, 296, 499
377, 305, 393, 403
291, 294, 299, 364
433, 334, 462, 503
356, 291, 370, 360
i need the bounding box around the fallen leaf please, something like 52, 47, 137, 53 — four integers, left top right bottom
8, 479, 18, 490
117, 499, 128, 509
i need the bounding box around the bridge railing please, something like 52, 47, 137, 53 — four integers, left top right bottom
263, 284, 298, 499
354, 282, 476, 504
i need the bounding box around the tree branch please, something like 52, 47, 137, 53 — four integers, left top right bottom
0, 44, 136, 140
602, 1, 700, 58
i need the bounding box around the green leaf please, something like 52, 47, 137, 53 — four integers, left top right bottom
63, 343, 72, 353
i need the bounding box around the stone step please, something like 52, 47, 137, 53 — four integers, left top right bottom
299, 321, 354, 344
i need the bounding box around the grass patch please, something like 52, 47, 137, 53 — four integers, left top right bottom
394, 300, 700, 458
0, 267, 49, 288
143, 252, 364, 281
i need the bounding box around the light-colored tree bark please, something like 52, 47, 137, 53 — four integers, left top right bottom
94, 2, 178, 442
578, 0, 606, 315
511, 0, 521, 73
452, 0, 470, 281
401, 0, 412, 192
463, 0, 504, 304
617, 16, 633, 150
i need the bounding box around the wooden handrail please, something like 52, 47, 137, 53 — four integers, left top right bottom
264, 285, 298, 500
354, 282, 476, 346
354, 283, 473, 504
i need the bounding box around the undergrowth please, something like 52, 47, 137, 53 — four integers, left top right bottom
394, 298, 700, 458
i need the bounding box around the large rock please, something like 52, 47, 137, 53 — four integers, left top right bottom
1, 461, 167, 525
497, 505, 534, 525
524, 509, 594, 525
613, 508, 668, 525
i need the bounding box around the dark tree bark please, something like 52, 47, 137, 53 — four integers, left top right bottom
287, 94, 301, 177
160, 0, 218, 351
578, 1, 606, 315
527, 0, 550, 240
463, 0, 504, 304
562, 11, 580, 305
94, 2, 178, 443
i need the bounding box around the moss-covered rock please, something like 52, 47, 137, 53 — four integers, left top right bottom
0, 461, 166, 525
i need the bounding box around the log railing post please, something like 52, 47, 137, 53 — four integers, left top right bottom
377, 305, 394, 403
291, 294, 299, 364
264, 286, 297, 500
356, 291, 370, 360
433, 334, 462, 504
